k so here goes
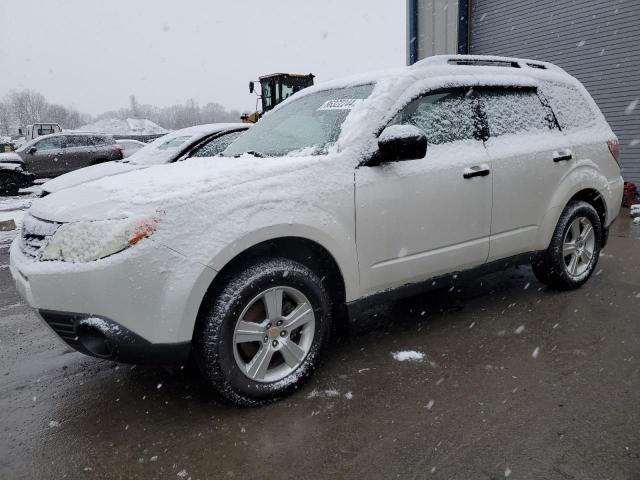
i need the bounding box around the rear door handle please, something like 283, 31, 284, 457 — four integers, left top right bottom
463, 165, 491, 179
553, 149, 573, 162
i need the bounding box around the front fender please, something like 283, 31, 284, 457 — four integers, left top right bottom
206, 221, 359, 302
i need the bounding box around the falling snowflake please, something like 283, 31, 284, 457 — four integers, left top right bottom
532, 347, 540, 359
625, 99, 638, 115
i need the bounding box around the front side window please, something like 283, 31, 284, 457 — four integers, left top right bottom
224, 84, 374, 157
35, 136, 63, 151
388, 89, 477, 144
189, 131, 245, 158
481, 88, 556, 137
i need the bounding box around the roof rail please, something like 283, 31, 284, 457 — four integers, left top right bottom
412, 55, 565, 73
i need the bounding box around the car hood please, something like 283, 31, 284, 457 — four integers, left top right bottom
0, 152, 24, 165
41, 161, 142, 194
29, 154, 337, 224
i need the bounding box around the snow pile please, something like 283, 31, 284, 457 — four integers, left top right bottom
391, 350, 425, 362
78, 118, 168, 135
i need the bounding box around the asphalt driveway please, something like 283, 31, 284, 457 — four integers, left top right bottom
1, 215, 639, 480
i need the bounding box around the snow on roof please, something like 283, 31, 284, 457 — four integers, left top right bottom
78, 118, 169, 135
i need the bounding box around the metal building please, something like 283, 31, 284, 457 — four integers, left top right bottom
407, 0, 640, 184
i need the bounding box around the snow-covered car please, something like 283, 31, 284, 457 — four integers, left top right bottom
40, 123, 248, 196
10, 55, 623, 406
114, 139, 146, 158
0, 152, 35, 195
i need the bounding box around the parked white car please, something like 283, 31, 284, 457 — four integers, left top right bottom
39, 123, 248, 195
10, 55, 623, 406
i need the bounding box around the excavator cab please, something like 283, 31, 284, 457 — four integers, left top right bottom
242, 73, 314, 123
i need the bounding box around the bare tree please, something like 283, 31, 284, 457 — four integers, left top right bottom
9, 90, 48, 125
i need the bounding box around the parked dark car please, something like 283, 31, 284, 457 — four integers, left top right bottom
12, 133, 123, 179
0, 153, 35, 195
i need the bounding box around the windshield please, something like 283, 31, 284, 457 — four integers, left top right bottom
128, 131, 203, 165
223, 84, 374, 157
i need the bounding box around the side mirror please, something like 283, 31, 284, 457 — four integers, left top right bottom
369, 124, 427, 166
249, 81, 255, 94
29, 147, 37, 155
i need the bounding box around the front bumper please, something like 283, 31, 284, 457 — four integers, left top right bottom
10, 236, 218, 356
38, 310, 190, 363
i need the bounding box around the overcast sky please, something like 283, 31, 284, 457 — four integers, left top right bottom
1, 0, 406, 115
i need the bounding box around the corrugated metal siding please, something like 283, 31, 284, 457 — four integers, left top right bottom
470, 0, 640, 184
416, 0, 460, 58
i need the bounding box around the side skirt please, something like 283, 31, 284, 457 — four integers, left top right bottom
346, 252, 541, 319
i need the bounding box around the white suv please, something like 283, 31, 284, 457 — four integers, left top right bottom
10, 56, 623, 406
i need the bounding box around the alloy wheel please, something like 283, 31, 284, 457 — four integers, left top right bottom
562, 216, 596, 278
233, 286, 315, 383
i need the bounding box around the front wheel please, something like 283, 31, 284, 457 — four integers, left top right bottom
0, 172, 19, 196
194, 258, 332, 406
532, 200, 602, 290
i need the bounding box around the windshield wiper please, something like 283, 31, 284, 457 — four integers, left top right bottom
234, 150, 264, 158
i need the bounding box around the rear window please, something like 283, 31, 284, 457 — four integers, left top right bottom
539, 80, 596, 131
480, 88, 556, 137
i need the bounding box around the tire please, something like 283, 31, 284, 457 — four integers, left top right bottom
532, 200, 602, 290
0, 172, 19, 196
194, 258, 333, 406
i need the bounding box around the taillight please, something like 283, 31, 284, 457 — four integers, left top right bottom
608, 139, 621, 166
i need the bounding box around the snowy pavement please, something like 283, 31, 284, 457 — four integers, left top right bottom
1, 216, 640, 479
0, 186, 41, 245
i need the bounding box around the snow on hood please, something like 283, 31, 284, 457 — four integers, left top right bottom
0, 152, 24, 164
29, 153, 348, 223
41, 161, 141, 194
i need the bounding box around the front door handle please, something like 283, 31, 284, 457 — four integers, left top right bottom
553, 149, 573, 162
463, 165, 491, 179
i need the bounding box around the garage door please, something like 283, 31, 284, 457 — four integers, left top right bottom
469, 0, 640, 184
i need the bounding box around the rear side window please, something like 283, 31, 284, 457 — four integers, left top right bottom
66, 135, 91, 147
91, 135, 113, 146
389, 89, 477, 144
480, 88, 556, 137
539, 80, 596, 131
190, 131, 245, 158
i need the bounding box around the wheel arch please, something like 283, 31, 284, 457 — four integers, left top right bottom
535, 183, 609, 251
192, 235, 351, 341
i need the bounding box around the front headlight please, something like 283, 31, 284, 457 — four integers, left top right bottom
40, 216, 159, 263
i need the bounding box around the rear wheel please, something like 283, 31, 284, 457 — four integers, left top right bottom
532, 201, 601, 290
194, 258, 332, 406
0, 172, 19, 196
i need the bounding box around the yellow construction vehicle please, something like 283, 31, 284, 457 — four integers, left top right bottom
241, 73, 314, 123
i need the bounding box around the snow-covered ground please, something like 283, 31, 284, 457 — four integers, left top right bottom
77, 118, 168, 135
0, 184, 42, 245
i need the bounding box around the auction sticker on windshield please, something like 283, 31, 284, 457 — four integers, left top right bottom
318, 99, 363, 110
